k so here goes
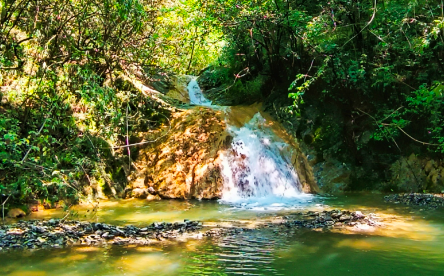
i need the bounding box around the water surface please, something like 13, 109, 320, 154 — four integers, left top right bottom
2, 194, 444, 276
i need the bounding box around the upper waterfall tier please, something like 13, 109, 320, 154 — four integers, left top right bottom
187, 79, 212, 106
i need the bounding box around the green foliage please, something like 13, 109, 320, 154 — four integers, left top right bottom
289, 57, 331, 111
153, 0, 223, 74
1, 0, 444, 200
371, 82, 444, 152
195, 0, 444, 190
0, 0, 193, 207
230, 75, 265, 101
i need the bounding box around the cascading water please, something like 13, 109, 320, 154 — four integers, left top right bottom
220, 113, 305, 204
187, 78, 212, 106
187, 80, 312, 208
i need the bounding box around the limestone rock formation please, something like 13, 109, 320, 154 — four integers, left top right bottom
128, 107, 231, 199
387, 154, 444, 193
165, 75, 192, 103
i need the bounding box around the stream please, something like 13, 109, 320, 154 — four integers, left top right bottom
2, 195, 444, 275
1, 81, 444, 275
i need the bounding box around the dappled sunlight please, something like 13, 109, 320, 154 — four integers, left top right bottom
185, 240, 206, 252
127, 106, 228, 200
3, 195, 444, 276
5, 195, 444, 276
224, 103, 263, 127
110, 211, 186, 224
2, 0, 444, 275
114, 253, 180, 276
43, 254, 88, 264
7, 271, 47, 276
74, 247, 102, 252
335, 239, 383, 250
135, 246, 163, 253
371, 213, 441, 241
27, 208, 65, 220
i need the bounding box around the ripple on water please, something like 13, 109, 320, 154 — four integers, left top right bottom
177, 229, 290, 276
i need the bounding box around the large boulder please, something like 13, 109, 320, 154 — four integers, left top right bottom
7, 208, 26, 218
165, 75, 193, 103
128, 107, 231, 199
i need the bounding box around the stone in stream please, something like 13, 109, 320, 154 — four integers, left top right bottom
339, 215, 352, 222
330, 211, 342, 219
334, 222, 344, 227
281, 209, 376, 230
352, 211, 365, 219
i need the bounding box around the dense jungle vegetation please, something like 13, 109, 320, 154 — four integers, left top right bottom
1, 0, 444, 209
0, 0, 222, 208
198, 0, 444, 192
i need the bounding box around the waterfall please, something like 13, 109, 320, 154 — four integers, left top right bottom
187, 78, 212, 106
187, 79, 311, 208
220, 113, 305, 203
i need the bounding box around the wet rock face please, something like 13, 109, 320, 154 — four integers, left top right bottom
387, 154, 444, 193
129, 107, 230, 199
384, 193, 444, 209
165, 75, 193, 103
313, 159, 351, 193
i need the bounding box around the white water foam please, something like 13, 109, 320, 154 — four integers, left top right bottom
187, 79, 313, 209
219, 113, 313, 209
187, 78, 212, 106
